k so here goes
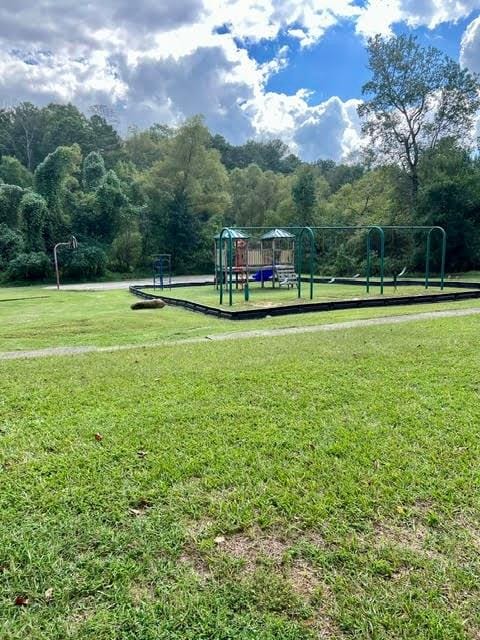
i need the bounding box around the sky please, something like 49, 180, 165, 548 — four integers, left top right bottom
1, 1, 480, 162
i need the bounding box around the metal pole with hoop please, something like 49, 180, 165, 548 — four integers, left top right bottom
54, 236, 78, 290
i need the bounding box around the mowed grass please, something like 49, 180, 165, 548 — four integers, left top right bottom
150, 282, 462, 310
1, 314, 480, 639
1, 285, 479, 352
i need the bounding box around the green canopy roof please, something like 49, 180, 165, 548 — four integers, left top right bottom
214, 229, 250, 240
260, 228, 295, 240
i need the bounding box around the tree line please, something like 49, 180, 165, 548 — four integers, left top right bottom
1, 33, 479, 283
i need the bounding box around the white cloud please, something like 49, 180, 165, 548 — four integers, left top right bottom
459, 14, 480, 145
460, 14, 480, 73
357, 0, 480, 38
0, 0, 477, 161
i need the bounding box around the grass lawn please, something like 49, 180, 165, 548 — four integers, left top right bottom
148, 282, 469, 311
0, 285, 479, 351
1, 298, 480, 638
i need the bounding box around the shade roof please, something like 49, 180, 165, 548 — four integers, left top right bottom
260, 228, 295, 240
214, 229, 250, 240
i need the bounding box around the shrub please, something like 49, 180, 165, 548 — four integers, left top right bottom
62, 245, 107, 280
110, 230, 143, 272
6, 252, 51, 281
0, 224, 24, 268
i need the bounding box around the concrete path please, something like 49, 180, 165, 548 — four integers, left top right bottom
44, 275, 213, 291
1, 307, 479, 362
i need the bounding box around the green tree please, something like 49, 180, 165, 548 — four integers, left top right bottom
83, 152, 106, 192
34, 144, 82, 243
124, 125, 169, 170
93, 170, 129, 241
0, 156, 33, 188
292, 166, 318, 225
0, 224, 24, 268
416, 138, 480, 271
88, 114, 122, 162
143, 116, 230, 269
358, 34, 480, 199
228, 165, 288, 227
110, 229, 143, 272
211, 135, 299, 173
0, 103, 43, 170
39, 104, 91, 160
6, 251, 51, 281
19, 192, 48, 252
0, 184, 26, 228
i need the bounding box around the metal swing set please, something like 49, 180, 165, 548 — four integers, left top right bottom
215, 225, 446, 306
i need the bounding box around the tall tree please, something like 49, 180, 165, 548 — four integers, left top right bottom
93, 170, 129, 241
34, 144, 82, 244
144, 116, 230, 268
0, 184, 27, 228
19, 192, 48, 252
0, 156, 33, 188
292, 166, 317, 225
358, 34, 480, 199
0, 103, 43, 170
83, 152, 106, 192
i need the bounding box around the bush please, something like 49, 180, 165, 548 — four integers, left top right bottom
0, 224, 24, 268
6, 252, 51, 281
110, 230, 142, 272
62, 245, 107, 280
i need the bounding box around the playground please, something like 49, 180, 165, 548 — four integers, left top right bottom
133, 225, 480, 318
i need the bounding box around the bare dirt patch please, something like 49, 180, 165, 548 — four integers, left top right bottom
179, 545, 212, 581
214, 529, 290, 571
130, 582, 156, 606
371, 520, 442, 561
288, 559, 321, 598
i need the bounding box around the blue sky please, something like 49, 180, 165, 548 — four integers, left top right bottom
249, 16, 474, 104
0, 1, 480, 160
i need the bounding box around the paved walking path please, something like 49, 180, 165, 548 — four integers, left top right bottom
44, 275, 213, 291
1, 307, 479, 362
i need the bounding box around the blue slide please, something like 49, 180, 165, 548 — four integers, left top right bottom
253, 268, 274, 282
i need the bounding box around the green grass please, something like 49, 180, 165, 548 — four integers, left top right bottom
151, 282, 466, 310
1, 305, 480, 638
0, 285, 480, 351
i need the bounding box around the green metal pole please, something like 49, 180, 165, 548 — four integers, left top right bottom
366, 231, 371, 293
219, 228, 233, 305
378, 226, 385, 295
219, 233, 224, 305
297, 231, 303, 299
425, 231, 431, 290
228, 235, 233, 306
440, 228, 446, 290
306, 227, 314, 300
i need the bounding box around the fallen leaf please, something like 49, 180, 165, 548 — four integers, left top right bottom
44, 588, 54, 602
94, 433, 103, 441
214, 536, 226, 545
14, 595, 29, 606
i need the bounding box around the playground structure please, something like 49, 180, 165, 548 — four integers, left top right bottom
153, 254, 172, 290
214, 228, 297, 292
216, 225, 447, 306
